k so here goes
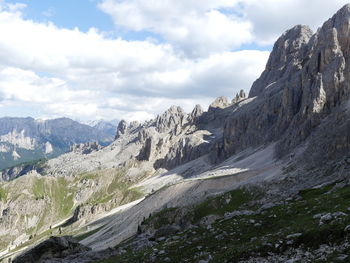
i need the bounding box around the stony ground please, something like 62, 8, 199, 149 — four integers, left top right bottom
92, 176, 350, 263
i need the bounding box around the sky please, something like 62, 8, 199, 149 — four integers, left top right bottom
0, 0, 349, 122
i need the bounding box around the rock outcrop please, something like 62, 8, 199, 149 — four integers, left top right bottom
70, 142, 102, 155
1, 160, 46, 181
135, 104, 227, 170
137, 128, 155, 162
232, 89, 247, 104
188, 104, 204, 122
115, 120, 128, 140
154, 106, 186, 133
115, 120, 141, 140
209, 96, 230, 109
218, 5, 350, 161
249, 25, 313, 98
13, 236, 90, 263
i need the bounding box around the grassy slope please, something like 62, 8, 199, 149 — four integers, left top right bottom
0, 163, 145, 254
96, 182, 350, 263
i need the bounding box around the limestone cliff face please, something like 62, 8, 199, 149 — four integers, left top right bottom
220, 5, 350, 161
136, 105, 214, 170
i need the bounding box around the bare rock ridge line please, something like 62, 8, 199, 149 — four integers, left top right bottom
218, 5, 350, 161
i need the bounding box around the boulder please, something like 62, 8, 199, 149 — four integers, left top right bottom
13, 236, 91, 263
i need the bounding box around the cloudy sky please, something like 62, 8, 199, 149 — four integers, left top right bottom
0, 0, 348, 122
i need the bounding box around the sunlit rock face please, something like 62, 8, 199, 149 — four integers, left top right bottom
219, 6, 350, 161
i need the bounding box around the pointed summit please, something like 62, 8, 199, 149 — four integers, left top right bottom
335, 3, 350, 18
155, 105, 186, 133
321, 3, 350, 53
266, 24, 313, 71
249, 24, 313, 97
209, 96, 229, 109
323, 3, 350, 31
115, 120, 128, 140
188, 104, 204, 122
232, 89, 246, 104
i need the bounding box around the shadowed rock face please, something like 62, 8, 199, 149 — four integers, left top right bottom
219, 5, 350, 161
13, 236, 90, 263
188, 104, 204, 122
115, 120, 128, 140
249, 25, 314, 98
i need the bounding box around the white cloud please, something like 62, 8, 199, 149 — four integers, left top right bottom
0, 67, 95, 103
0, 4, 269, 122
2, 0, 347, 123
100, 0, 350, 49
99, 0, 252, 57
242, 0, 350, 45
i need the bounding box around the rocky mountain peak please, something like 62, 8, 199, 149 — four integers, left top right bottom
209, 96, 229, 109
129, 121, 140, 130
334, 3, 350, 20
114, 120, 141, 140
155, 105, 186, 133
115, 120, 128, 140
269, 24, 313, 68
189, 104, 204, 121
219, 5, 350, 161
249, 25, 313, 97
319, 3, 350, 59
232, 89, 247, 104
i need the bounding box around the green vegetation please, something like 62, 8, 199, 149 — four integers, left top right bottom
0, 159, 149, 256
192, 188, 257, 222
31, 176, 75, 220
0, 147, 48, 171
3, 157, 47, 171
95, 182, 350, 263
82, 166, 144, 207
32, 177, 45, 199
143, 208, 179, 229
0, 185, 7, 201
53, 177, 75, 218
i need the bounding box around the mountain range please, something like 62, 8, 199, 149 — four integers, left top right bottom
0, 117, 116, 171
1, 4, 350, 263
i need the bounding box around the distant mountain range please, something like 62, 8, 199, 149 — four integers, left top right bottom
0, 117, 116, 170
86, 119, 118, 138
